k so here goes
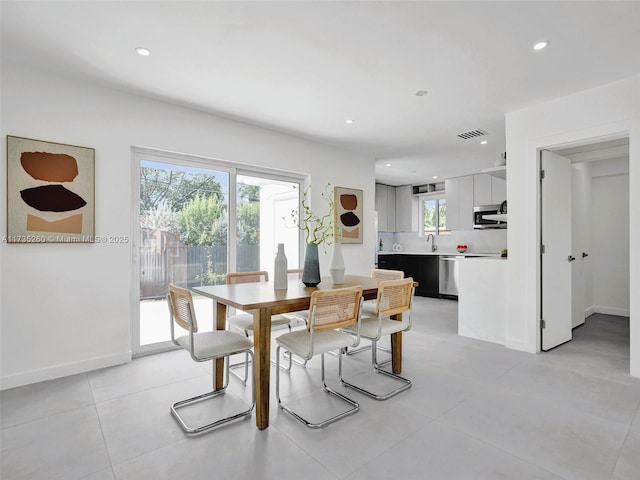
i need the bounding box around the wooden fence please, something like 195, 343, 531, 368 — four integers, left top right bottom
140, 241, 259, 299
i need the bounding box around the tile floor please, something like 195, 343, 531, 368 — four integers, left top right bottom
1, 297, 639, 480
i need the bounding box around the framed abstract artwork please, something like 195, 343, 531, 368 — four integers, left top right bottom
333, 186, 363, 244
6, 135, 95, 243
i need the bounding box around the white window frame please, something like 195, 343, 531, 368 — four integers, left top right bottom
418, 192, 449, 236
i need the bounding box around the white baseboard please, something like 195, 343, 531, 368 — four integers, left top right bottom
593, 306, 630, 317
585, 306, 596, 317
0, 351, 132, 391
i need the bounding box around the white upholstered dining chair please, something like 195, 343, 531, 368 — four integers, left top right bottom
275, 285, 363, 428
167, 283, 255, 434
346, 268, 405, 359
341, 277, 414, 400
226, 271, 295, 384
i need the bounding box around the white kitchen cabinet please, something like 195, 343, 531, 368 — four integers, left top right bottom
445, 176, 473, 230
445, 179, 459, 230
492, 176, 506, 204
473, 174, 493, 205
474, 173, 506, 205
375, 183, 396, 232
375, 183, 386, 231
395, 185, 418, 232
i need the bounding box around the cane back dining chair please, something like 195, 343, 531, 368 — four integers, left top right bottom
226, 271, 295, 384
167, 283, 255, 434
275, 285, 363, 428
362, 268, 405, 314
341, 277, 414, 400
282, 268, 309, 325
347, 268, 405, 359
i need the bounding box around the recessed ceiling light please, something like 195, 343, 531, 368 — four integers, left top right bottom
345, 119, 354, 124
385, 163, 391, 167
480, 140, 488, 145
135, 47, 151, 56
415, 90, 428, 96
532, 41, 549, 51
432, 176, 438, 179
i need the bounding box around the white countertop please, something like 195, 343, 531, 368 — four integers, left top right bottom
378, 251, 500, 257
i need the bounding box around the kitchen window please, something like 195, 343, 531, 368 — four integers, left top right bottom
419, 194, 448, 235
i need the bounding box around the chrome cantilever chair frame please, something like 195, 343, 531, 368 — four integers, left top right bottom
167, 284, 255, 434
275, 286, 363, 429
341, 278, 414, 400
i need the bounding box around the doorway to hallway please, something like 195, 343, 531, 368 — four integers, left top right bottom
539, 137, 630, 370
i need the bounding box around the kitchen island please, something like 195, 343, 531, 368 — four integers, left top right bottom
457, 256, 507, 345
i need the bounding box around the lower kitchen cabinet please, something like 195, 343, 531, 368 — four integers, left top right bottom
377, 254, 396, 271
377, 254, 439, 297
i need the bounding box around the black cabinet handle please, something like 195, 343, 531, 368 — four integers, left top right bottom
582, 252, 589, 258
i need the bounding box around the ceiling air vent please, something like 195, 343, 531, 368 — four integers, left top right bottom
457, 129, 487, 140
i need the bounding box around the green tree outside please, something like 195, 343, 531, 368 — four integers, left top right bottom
237, 184, 260, 246
177, 194, 228, 246
140, 167, 224, 214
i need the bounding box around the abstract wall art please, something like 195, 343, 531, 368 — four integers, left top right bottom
6, 136, 95, 243
334, 186, 363, 244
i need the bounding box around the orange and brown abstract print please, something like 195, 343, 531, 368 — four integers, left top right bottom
334, 186, 363, 244
6, 136, 95, 243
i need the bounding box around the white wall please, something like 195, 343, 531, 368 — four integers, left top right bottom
505, 75, 639, 378
591, 167, 630, 316
394, 229, 506, 255
571, 161, 592, 325
0, 61, 375, 389
570, 158, 629, 321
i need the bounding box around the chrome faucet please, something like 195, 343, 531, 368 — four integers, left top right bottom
426, 233, 437, 252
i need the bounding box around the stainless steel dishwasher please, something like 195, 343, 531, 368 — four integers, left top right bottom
439, 256, 463, 298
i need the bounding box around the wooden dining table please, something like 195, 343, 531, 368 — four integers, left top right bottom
192, 274, 406, 430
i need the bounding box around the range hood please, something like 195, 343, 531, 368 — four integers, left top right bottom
481, 166, 506, 179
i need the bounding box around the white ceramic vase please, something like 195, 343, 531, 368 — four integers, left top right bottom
329, 242, 345, 284
274, 243, 288, 290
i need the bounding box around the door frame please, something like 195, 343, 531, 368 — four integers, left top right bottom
536, 131, 630, 354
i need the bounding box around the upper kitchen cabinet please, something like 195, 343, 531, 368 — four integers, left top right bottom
473, 173, 506, 205
395, 185, 418, 232
375, 184, 417, 232
491, 176, 506, 204
375, 183, 396, 232
445, 176, 474, 230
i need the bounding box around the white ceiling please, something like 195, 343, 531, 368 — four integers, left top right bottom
2, 1, 639, 186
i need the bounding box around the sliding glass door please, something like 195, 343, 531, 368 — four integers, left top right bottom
133, 150, 302, 355
135, 153, 230, 353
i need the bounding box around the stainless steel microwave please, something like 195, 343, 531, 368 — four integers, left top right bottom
473, 204, 507, 229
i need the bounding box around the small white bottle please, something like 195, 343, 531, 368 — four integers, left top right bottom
274, 243, 288, 290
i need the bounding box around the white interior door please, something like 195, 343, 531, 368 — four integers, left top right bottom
541, 150, 573, 351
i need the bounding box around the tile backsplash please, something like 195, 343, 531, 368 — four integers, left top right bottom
378, 229, 506, 254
